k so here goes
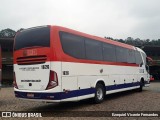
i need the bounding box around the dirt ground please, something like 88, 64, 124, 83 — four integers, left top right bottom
0, 82, 160, 120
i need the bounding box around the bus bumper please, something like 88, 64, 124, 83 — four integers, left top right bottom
14, 90, 62, 102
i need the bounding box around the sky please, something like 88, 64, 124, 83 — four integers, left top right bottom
0, 0, 160, 40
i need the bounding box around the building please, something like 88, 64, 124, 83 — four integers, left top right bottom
0, 38, 13, 85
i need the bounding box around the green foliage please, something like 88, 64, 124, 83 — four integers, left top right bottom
0, 28, 16, 38
17, 28, 24, 32
106, 36, 160, 46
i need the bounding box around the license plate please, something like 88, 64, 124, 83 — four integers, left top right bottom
27, 93, 34, 98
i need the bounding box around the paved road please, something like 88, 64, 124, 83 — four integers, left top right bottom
0, 82, 160, 119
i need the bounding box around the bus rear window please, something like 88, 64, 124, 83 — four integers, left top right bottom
15, 26, 50, 50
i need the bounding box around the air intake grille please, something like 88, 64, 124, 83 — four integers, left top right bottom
17, 55, 47, 65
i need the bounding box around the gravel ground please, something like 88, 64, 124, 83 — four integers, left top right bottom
0, 82, 160, 120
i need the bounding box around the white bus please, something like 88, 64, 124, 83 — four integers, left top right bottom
13, 26, 150, 103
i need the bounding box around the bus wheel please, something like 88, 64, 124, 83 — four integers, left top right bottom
94, 83, 105, 103
138, 79, 144, 92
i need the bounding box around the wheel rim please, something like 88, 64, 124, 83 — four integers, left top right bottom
97, 88, 103, 100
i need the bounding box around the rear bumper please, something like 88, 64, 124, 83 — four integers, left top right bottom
17, 97, 61, 103
14, 91, 62, 101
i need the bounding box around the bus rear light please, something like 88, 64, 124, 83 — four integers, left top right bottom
46, 71, 58, 90
13, 72, 18, 89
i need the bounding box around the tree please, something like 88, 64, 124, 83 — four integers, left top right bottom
157, 39, 160, 46
0, 28, 16, 38
134, 38, 143, 46
125, 37, 134, 45
144, 39, 150, 45
17, 28, 24, 32
104, 36, 114, 40
117, 39, 125, 43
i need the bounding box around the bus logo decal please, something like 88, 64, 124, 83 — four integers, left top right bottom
23, 49, 37, 56
23, 50, 27, 56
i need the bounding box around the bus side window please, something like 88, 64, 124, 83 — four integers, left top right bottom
102, 43, 116, 62
141, 52, 147, 65
59, 32, 85, 59
116, 47, 127, 63
135, 51, 143, 66
127, 49, 136, 64
85, 38, 103, 61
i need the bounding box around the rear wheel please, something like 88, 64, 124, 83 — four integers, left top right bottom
94, 83, 105, 103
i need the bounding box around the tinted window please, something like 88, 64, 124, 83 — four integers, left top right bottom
135, 51, 143, 64
116, 47, 127, 62
141, 52, 146, 65
127, 49, 136, 63
15, 26, 50, 50
103, 43, 116, 62
60, 32, 85, 59
85, 39, 103, 61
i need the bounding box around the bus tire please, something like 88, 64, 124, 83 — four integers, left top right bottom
138, 79, 144, 92
94, 83, 105, 104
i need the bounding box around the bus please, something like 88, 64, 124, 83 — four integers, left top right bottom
13, 25, 150, 103
0, 46, 2, 89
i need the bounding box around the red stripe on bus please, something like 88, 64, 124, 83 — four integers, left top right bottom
14, 26, 138, 67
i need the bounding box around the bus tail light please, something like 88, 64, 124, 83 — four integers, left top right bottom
46, 71, 58, 90
13, 72, 18, 89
